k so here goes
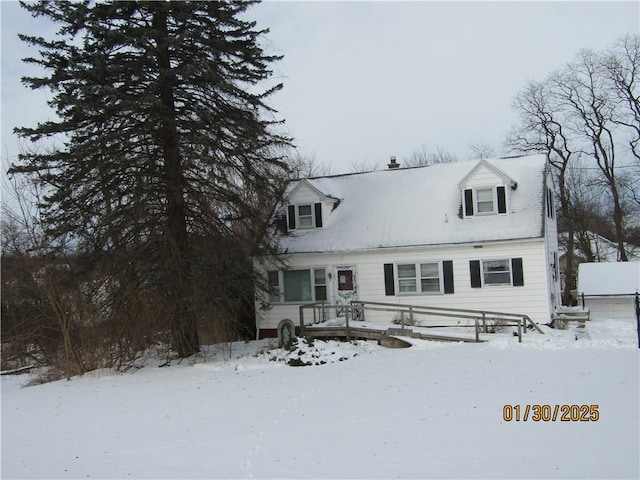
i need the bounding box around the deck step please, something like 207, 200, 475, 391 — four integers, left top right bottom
553, 309, 590, 329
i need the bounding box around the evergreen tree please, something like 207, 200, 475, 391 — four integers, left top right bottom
11, 0, 290, 357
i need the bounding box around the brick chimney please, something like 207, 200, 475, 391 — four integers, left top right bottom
387, 156, 400, 169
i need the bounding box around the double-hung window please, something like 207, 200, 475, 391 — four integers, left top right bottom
396, 262, 442, 294
297, 205, 313, 228
287, 203, 323, 230
463, 186, 507, 217
482, 259, 511, 285
267, 270, 280, 302
314, 269, 327, 301
384, 261, 454, 296
476, 188, 495, 214
469, 258, 524, 288
269, 268, 327, 303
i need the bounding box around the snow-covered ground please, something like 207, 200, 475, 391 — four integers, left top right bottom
2, 318, 638, 479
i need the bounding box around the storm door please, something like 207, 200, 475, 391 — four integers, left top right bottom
334, 266, 358, 319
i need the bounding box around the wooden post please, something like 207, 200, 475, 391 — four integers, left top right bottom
475, 319, 479, 342
346, 305, 351, 342
517, 318, 522, 343
409, 306, 414, 327
482, 313, 487, 333
299, 305, 305, 337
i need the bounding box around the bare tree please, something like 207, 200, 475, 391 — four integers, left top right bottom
287, 150, 335, 179
467, 141, 495, 160
506, 78, 577, 304
403, 144, 458, 167
605, 34, 640, 163
349, 159, 381, 173
556, 49, 630, 260
507, 35, 639, 278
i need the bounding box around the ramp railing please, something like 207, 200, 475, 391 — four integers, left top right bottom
299, 300, 543, 343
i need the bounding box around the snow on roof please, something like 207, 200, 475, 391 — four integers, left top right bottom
578, 261, 640, 295
271, 154, 548, 254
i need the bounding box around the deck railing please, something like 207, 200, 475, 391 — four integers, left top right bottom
299, 300, 542, 343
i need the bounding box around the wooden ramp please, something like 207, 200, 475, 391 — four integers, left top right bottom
301, 325, 484, 346
299, 300, 542, 345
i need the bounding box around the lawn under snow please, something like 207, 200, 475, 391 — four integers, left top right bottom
2, 319, 639, 479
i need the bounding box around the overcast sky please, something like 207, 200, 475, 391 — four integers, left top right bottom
2, 1, 639, 178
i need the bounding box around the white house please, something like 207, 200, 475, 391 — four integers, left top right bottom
578, 261, 640, 321
253, 154, 561, 338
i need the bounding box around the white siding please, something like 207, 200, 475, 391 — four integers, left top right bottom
255, 239, 553, 333
465, 164, 505, 189
585, 297, 636, 321
543, 169, 561, 310
290, 183, 320, 204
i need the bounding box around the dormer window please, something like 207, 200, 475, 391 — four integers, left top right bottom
298, 205, 313, 228
463, 186, 507, 217
476, 188, 495, 213
287, 203, 323, 230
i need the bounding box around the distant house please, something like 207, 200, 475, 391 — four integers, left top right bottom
253, 154, 561, 338
559, 232, 639, 303
578, 261, 640, 321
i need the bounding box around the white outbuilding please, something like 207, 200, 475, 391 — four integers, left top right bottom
577, 261, 640, 321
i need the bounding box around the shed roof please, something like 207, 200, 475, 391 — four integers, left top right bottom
578, 261, 640, 296
270, 154, 548, 254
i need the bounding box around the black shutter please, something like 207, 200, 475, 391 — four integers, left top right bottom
384, 263, 395, 296
511, 258, 524, 286
314, 203, 323, 228
443, 260, 454, 294
470, 260, 481, 288
287, 205, 296, 230
497, 186, 506, 214
464, 189, 474, 216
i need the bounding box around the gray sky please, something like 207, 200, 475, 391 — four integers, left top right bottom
2, 0, 639, 178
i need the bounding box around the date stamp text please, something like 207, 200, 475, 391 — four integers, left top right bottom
503, 404, 599, 422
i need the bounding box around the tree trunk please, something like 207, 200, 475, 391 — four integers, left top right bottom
557, 168, 576, 306
153, 5, 199, 356
610, 184, 629, 261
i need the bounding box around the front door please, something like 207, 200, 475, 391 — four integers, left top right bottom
335, 266, 358, 318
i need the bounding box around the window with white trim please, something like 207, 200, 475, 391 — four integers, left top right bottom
267, 270, 280, 302
297, 204, 313, 228
482, 259, 511, 285
469, 258, 524, 288
287, 203, 323, 230
396, 262, 442, 294
476, 188, 495, 214
268, 268, 327, 303
463, 186, 507, 217
314, 268, 327, 301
